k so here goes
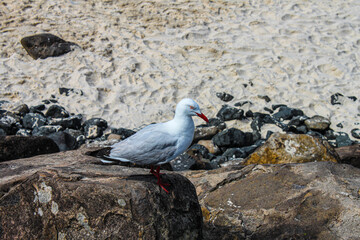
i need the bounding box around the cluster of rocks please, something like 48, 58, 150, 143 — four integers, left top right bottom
171, 92, 359, 171
0, 100, 135, 160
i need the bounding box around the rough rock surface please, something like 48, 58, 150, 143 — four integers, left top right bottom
336, 144, 360, 168
0, 136, 59, 162
182, 162, 360, 240
244, 133, 339, 165
0, 147, 203, 240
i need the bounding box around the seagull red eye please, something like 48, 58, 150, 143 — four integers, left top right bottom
190, 106, 195, 110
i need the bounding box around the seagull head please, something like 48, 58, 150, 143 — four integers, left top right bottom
176, 98, 209, 123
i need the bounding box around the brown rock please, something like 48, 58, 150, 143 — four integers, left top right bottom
193, 126, 220, 142
304, 115, 331, 130
0, 148, 203, 240
0, 136, 60, 162
336, 144, 360, 168
182, 162, 360, 239
243, 133, 339, 165
198, 140, 221, 155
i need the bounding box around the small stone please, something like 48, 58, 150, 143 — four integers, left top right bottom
304, 115, 331, 131
330, 93, 344, 105
48, 114, 82, 130
12, 104, 29, 116
351, 128, 360, 139
216, 92, 234, 102
207, 118, 226, 130
22, 113, 47, 129
47, 132, 77, 151
296, 125, 308, 134
198, 140, 221, 155
170, 153, 196, 171
250, 113, 275, 132
16, 129, 32, 136
272, 107, 304, 121
258, 95, 271, 102
216, 105, 244, 121
212, 128, 247, 148
222, 148, 248, 159
29, 104, 46, 113
59, 88, 84, 96
234, 101, 252, 107
263, 107, 273, 114
288, 115, 309, 127
272, 104, 287, 110
20, 33, 79, 60
108, 127, 136, 139
32, 125, 63, 136
83, 118, 108, 131
347, 96, 357, 101
336, 123, 343, 128
45, 105, 70, 118
107, 134, 122, 141
335, 132, 353, 147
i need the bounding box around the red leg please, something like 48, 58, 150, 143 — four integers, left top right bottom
149, 166, 170, 193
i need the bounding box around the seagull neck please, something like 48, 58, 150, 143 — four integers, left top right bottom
172, 113, 195, 131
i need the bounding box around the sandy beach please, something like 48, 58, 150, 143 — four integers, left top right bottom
1, 0, 359, 138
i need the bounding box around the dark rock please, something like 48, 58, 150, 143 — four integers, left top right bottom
107, 127, 136, 139
324, 129, 337, 140
216, 105, 244, 121
258, 95, 271, 102
336, 144, 360, 168
295, 125, 308, 134
216, 92, 234, 102
335, 132, 353, 147
82, 118, 108, 139
207, 118, 226, 130
12, 104, 29, 116
0, 148, 203, 239
348, 96, 357, 101
330, 92, 344, 105
266, 130, 274, 139
305, 115, 331, 131
20, 33, 79, 60
245, 110, 253, 118
45, 105, 70, 118
250, 113, 275, 132
272, 106, 304, 121
170, 153, 196, 171
47, 131, 77, 151
183, 162, 360, 239
0, 128, 6, 136
234, 101, 252, 107
288, 115, 309, 127
188, 144, 214, 160
29, 104, 46, 114
16, 129, 32, 136
351, 128, 360, 139
63, 128, 85, 147
272, 104, 287, 110
336, 123, 343, 128
0, 115, 19, 135
59, 87, 84, 96
263, 107, 273, 114
22, 113, 47, 129
32, 125, 63, 136
48, 114, 82, 130
83, 118, 108, 131
212, 128, 247, 148
0, 136, 59, 162
222, 148, 248, 159
42, 100, 51, 104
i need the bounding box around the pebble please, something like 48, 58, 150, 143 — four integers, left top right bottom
216, 105, 244, 121
351, 128, 360, 139
216, 92, 234, 102
22, 113, 47, 129
212, 128, 247, 148
304, 115, 331, 131
45, 105, 70, 118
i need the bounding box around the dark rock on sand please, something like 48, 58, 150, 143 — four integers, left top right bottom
193, 126, 220, 142
0, 136, 59, 162
0, 115, 19, 135
304, 115, 331, 131
48, 114, 82, 130
351, 128, 360, 139
106, 127, 136, 140
20, 33, 78, 60
45, 105, 70, 118
272, 106, 304, 121
212, 128, 248, 148
335, 132, 353, 147
12, 104, 29, 116
32, 125, 63, 136
216, 92, 234, 102
29, 104, 46, 114
207, 118, 226, 130
22, 113, 47, 129
216, 105, 244, 121
83, 118, 108, 139
330, 92, 344, 105
59, 87, 84, 96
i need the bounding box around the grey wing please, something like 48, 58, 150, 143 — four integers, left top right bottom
109, 125, 178, 165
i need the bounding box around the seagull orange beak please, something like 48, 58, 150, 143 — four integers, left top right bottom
196, 112, 209, 123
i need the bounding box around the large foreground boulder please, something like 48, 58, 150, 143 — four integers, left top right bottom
0, 148, 203, 240
183, 162, 360, 239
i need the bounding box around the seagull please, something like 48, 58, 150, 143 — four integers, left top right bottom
102, 98, 209, 193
